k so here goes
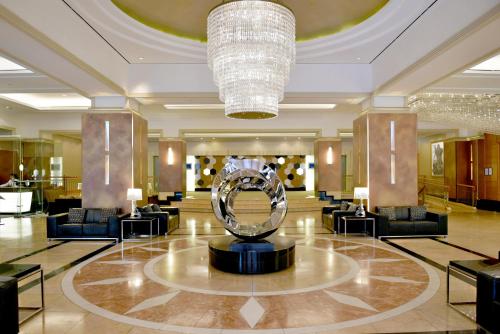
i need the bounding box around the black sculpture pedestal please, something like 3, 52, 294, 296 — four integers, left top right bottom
209, 235, 295, 274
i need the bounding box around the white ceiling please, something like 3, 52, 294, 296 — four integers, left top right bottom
0, 0, 498, 114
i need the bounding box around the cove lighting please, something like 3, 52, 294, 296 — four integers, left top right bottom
466, 54, 500, 72
183, 132, 317, 138
0, 93, 91, 110
0, 56, 31, 72
164, 104, 336, 110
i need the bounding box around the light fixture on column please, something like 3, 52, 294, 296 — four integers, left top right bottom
326, 146, 334, 165
127, 188, 142, 217
19, 163, 24, 172
353, 187, 369, 217
167, 147, 174, 165
207, 0, 296, 119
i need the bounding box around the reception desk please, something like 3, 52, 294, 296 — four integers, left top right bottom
0, 188, 33, 213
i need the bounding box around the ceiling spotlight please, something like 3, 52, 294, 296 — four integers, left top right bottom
138, 57, 145, 60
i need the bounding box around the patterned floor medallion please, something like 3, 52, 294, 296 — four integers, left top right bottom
62, 237, 439, 333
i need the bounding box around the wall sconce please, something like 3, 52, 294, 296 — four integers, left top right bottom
326, 146, 334, 165
167, 147, 174, 165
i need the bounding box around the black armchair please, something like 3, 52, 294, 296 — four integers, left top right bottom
0, 276, 18, 334
477, 263, 500, 334
138, 204, 179, 234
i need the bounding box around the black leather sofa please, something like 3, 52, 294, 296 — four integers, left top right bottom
47, 208, 125, 242
0, 276, 18, 334
370, 206, 447, 239
137, 204, 179, 235
477, 263, 500, 333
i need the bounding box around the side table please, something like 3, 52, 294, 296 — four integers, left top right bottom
339, 216, 375, 237
121, 217, 160, 242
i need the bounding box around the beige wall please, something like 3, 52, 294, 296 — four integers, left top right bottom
53, 135, 82, 178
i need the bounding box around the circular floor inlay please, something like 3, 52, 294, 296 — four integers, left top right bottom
62, 237, 439, 333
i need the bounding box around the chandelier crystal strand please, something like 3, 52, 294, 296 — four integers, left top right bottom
408, 93, 500, 135
208, 0, 296, 119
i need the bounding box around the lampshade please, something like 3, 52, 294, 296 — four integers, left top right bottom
127, 188, 142, 201
354, 187, 369, 200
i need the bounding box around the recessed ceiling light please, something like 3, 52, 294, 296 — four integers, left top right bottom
0, 93, 91, 110
356, 57, 361, 61
256, 137, 259, 140
138, 57, 145, 60
5, 106, 11, 109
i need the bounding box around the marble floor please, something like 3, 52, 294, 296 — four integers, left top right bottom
0, 207, 498, 333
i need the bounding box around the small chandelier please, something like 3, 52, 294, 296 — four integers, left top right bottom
409, 93, 500, 135
207, 0, 296, 119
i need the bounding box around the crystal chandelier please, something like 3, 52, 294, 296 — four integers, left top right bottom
207, 0, 295, 119
408, 93, 500, 135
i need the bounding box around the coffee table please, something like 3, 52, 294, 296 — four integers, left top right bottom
0, 263, 44, 324
447, 258, 500, 320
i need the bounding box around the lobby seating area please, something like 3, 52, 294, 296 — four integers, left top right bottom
0, 1, 499, 333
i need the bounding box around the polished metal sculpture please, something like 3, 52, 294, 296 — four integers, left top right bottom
211, 159, 288, 240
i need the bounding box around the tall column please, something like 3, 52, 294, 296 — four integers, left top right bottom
353, 96, 418, 210
159, 138, 186, 197
314, 138, 341, 197
82, 97, 148, 212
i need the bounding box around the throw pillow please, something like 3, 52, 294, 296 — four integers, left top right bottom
340, 201, 349, 211
410, 206, 427, 221
395, 207, 409, 220
347, 204, 357, 212
100, 208, 118, 223
68, 208, 85, 223
152, 204, 161, 212
378, 207, 396, 221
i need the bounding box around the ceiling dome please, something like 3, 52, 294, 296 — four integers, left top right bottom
111, 0, 388, 42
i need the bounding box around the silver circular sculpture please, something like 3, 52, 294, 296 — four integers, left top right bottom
211, 159, 288, 240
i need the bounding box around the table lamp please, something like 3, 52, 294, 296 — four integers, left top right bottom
353, 187, 369, 217
127, 188, 142, 218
